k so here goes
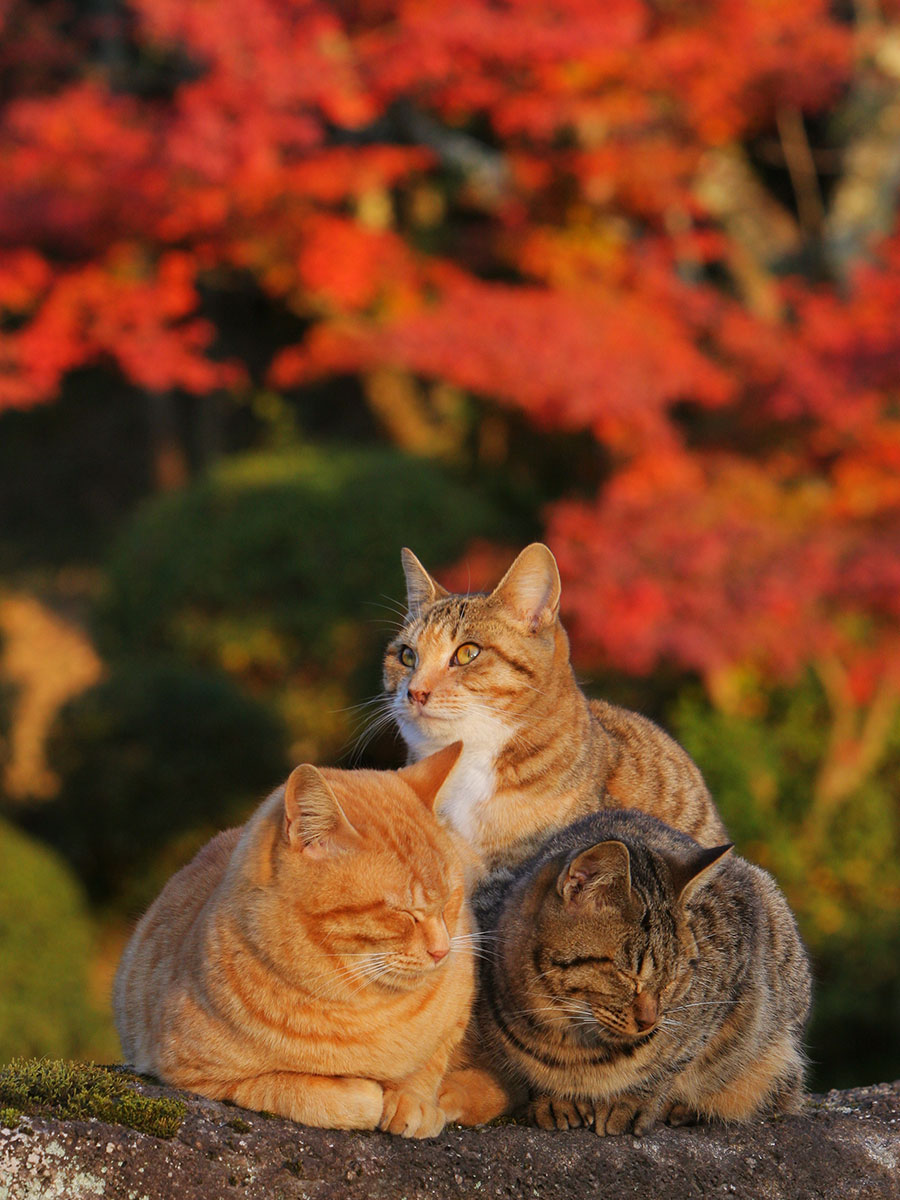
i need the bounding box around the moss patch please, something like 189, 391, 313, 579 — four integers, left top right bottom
0, 1058, 185, 1139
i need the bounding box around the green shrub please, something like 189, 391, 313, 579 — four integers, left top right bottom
0, 820, 100, 1063
95, 446, 525, 763
670, 677, 900, 1090
0, 1058, 185, 1138
30, 660, 288, 908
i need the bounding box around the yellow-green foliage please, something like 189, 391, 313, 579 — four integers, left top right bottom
0, 819, 101, 1063
38, 661, 288, 909
671, 676, 900, 1089
0, 1058, 185, 1139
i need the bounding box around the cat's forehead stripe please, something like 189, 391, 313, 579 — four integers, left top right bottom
424, 596, 471, 640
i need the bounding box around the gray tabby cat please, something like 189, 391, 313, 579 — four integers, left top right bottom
439, 809, 811, 1135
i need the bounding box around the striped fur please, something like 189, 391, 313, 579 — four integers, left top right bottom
384, 544, 727, 872
114, 746, 476, 1138
440, 809, 811, 1135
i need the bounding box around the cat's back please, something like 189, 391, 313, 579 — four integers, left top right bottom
687, 846, 811, 1025
114, 826, 241, 1060
587, 698, 728, 846
127, 827, 240, 953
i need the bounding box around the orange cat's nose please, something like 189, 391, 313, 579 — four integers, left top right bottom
408, 687, 431, 707
422, 915, 451, 963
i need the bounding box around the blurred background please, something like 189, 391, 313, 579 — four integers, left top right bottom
0, 0, 899, 1092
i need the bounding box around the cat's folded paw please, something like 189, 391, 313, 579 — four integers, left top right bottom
380, 1088, 446, 1139
663, 1101, 700, 1128
529, 1094, 591, 1131
590, 1095, 660, 1137
438, 1067, 512, 1126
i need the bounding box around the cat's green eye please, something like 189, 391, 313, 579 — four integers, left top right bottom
399, 646, 417, 669
451, 642, 481, 667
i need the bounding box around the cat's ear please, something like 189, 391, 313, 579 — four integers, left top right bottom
284, 765, 361, 858
491, 543, 561, 632
399, 741, 464, 811
665, 843, 733, 904
401, 547, 449, 618
558, 840, 632, 908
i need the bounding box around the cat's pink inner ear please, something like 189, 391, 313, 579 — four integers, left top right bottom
283, 764, 360, 857
401, 547, 449, 617
558, 840, 632, 907
668, 842, 734, 903
491, 543, 561, 632
399, 740, 464, 811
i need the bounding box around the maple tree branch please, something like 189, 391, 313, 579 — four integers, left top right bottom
693, 146, 799, 317
805, 658, 898, 846
391, 102, 510, 203
775, 105, 826, 241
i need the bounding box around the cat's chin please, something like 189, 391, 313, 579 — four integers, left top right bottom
574, 1019, 657, 1048
397, 713, 458, 755
376, 964, 444, 992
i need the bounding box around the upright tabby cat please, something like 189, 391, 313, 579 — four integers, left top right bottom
114, 744, 475, 1138
440, 808, 811, 1134
384, 543, 727, 870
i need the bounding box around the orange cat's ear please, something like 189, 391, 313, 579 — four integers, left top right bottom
284, 765, 361, 858
491, 543, 561, 632
558, 840, 632, 908
399, 741, 464, 811
401, 547, 450, 617
665, 843, 733, 904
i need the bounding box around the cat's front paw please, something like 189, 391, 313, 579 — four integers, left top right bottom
380, 1088, 445, 1139
590, 1095, 661, 1137
438, 1067, 513, 1126
529, 1094, 592, 1131
663, 1101, 700, 1127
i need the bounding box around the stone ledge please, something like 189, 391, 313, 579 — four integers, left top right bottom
1, 1077, 898, 1200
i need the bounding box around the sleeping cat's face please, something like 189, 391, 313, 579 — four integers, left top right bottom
257, 743, 471, 994
500, 837, 731, 1044
383, 544, 564, 758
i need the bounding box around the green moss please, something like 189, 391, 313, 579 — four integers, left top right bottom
0, 1106, 21, 1127
0, 1059, 185, 1139
226, 1116, 252, 1133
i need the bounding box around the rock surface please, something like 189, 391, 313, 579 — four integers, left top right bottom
1, 1077, 899, 1200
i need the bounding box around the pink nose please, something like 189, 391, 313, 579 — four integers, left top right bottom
429, 945, 448, 963
408, 688, 430, 706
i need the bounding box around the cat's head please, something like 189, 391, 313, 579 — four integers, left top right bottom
249, 742, 471, 993
383, 543, 566, 757
504, 833, 733, 1043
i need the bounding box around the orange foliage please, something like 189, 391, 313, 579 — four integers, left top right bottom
1, 0, 898, 694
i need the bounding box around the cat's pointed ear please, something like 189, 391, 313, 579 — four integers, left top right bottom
558, 840, 632, 908
284, 765, 361, 858
401, 547, 449, 618
399, 741, 464, 811
491, 543, 561, 632
665, 843, 733, 904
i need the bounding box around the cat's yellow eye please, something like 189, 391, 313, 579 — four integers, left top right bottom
451, 642, 481, 667
399, 645, 417, 669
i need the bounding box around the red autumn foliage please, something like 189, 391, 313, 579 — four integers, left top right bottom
1, 0, 899, 700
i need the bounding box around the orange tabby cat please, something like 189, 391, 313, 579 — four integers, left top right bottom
384, 544, 727, 871
114, 744, 475, 1138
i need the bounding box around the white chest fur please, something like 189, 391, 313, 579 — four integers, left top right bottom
397, 704, 508, 848
435, 742, 498, 845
